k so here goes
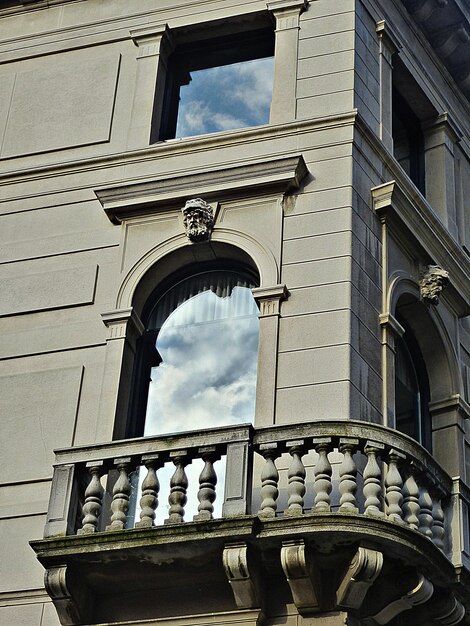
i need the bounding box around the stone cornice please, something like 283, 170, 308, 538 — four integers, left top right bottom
0, 112, 356, 189
371, 178, 470, 315
95, 154, 308, 224
399, 0, 470, 102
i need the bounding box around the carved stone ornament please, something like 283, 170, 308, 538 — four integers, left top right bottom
336, 546, 383, 610
222, 542, 263, 611
420, 264, 449, 305
182, 198, 214, 243
281, 540, 320, 614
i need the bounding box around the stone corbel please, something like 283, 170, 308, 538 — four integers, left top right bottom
336, 547, 383, 610
44, 565, 94, 626
223, 543, 264, 618
281, 540, 320, 614
368, 573, 433, 625
433, 593, 466, 625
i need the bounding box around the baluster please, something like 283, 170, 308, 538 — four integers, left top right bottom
78, 461, 104, 535
431, 488, 445, 551
106, 457, 132, 531
165, 451, 189, 524
135, 455, 161, 528
402, 464, 420, 530
194, 447, 220, 521
418, 476, 434, 538
286, 440, 306, 516
313, 439, 332, 512
363, 442, 384, 517
258, 443, 279, 518
339, 438, 359, 513
385, 449, 405, 523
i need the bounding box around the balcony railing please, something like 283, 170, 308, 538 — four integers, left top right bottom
43, 419, 468, 563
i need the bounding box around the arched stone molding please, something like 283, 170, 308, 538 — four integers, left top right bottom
99, 231, 284, 439
381, 272, 466, 476
386, 272, 462, 402
116, 229, 279, 314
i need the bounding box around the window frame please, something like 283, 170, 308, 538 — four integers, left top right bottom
127, 260, 260, 439
153, 23, 275, 143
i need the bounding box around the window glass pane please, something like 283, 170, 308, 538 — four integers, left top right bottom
143, 271, 259, 436
175, 57, 274, 139
395, 336, 421, 442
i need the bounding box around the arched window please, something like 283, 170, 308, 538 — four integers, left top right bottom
129, 265, 260, 437
395, 322, 431, 451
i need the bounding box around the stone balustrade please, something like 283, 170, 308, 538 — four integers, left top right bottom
44, 420, 465, 563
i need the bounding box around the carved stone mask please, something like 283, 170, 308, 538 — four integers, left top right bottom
182, 198, 214, 243
420, 265, 449, 305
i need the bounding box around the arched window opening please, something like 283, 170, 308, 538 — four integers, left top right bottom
130, 265, 260, 438
395, 322, 431, 451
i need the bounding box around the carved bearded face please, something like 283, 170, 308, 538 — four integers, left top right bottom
182, 199, 213, 243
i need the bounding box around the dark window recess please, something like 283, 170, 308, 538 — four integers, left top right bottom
154, 28, 275, 142
395, 322, 432, 451
392, 87, 426, 195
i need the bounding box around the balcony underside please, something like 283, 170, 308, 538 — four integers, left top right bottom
31, 513, 468, 626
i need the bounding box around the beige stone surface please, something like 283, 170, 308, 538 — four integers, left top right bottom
1, 53, 121, 158
0, 366, 83, 483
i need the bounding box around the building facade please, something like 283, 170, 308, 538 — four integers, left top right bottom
1, 0, 470, 624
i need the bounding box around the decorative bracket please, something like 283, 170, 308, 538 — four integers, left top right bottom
44, 565, 93, 626
368, 573, 433, 625
223, 542, 264, 614
281, 540, 320, 614
336, 547, 383, 610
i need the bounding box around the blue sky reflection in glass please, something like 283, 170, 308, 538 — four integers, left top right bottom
175, 56, 274, 138
144, 285, 259, 436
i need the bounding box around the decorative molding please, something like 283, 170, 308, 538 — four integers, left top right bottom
44, 565, 93, 626
376, 20, 402, 54
280, 540, 320, 614
129, 23, 173, 59
95, 154, 308, 224
420, 264, 449, 305
336, 547, 383, 609
181, 198, 216, 243
429, 393, 470, 419
434, 594, 466, 625
101, 308, 144, 342
371, 179, 470, 314
223, 543, 264, 612
369, 574, 434, 625
422, 112, 463, 145
252, 284, 289, 317
379, 312, 405, 339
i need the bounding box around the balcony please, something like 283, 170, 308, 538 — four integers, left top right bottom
31, 421, 470, 626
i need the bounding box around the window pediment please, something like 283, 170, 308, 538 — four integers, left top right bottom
95, 153, 307, 224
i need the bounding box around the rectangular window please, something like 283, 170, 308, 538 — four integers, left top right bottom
391, 58, 436, 197
154, 27, 275, 142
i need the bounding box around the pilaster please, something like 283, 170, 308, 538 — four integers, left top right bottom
97, 308, 144, 440
423, 112, 462, 236
267, 0, 308, 124
252, 284, 289, 426
376, 21, 401, 152
127, 24, 173, 149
